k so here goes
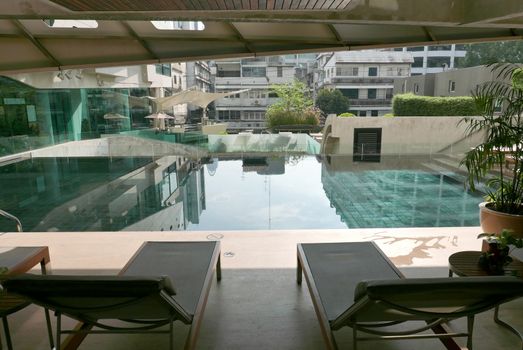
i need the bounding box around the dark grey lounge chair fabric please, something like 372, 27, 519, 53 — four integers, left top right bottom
4, 275, 181, 322
3, 241, 220, 350
297, 242, 523, 350
343, 276, 523, 325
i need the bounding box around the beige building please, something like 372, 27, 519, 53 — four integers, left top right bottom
315, 50, 413, 117
393, 65, 497, 97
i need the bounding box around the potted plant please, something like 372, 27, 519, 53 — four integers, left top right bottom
478, 229, 523, 274
461, 63, 523, 236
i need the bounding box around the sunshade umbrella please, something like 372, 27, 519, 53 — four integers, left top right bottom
145, 112, 175, 119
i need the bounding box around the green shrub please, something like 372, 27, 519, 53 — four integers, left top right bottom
383, 113, 394, 117
266, 107, 320, 128
338, 112, 355, 117
392, 93, 479, 116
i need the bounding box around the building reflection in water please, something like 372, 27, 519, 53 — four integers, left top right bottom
0, 155, 206, 232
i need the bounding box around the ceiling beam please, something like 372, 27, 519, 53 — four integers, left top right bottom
11, 19, 62, 68
327, 24, 346, 45
120, 21, 159, 61
422, 26, 437, 42
227, 22, 256, 53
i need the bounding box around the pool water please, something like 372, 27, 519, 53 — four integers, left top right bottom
0, 155, 483, 232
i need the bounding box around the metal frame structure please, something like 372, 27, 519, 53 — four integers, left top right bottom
0, 0, 523, 73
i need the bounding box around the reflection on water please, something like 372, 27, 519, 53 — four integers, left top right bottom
0, 154, 483, 232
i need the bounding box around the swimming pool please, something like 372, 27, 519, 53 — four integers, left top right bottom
0, 155, 483, 232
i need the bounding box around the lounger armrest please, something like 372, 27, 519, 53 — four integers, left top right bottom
356, 276, 523, 303
3, 274, 177, 297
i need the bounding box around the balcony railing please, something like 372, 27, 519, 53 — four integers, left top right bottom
331, 77, 396, 84
349, 98, 392, 107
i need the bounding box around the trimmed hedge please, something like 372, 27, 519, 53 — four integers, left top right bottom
338, 112, 355, 117
392, 93, 479, 116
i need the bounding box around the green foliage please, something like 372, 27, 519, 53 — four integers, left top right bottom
338, 112, 355, 117
266, 106, 320, 128
512, 68, 523, 91
266, 80, 320, 128
383, 113, 394, 118
392, 93, 479, 116
478, 230, 523, 273
478, 230, 523, 249
315, 89, 350, 116
461, 63, 523, 215
457, 41, 523, 68
267, 80, 313, 115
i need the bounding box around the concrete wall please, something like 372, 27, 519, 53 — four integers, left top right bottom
322, 115, 483, 155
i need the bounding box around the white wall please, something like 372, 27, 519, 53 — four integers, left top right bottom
323, 115, 484, 155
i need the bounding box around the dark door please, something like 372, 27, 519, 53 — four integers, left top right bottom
353, 128, 382, 162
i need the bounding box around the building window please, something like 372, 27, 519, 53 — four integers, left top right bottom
336, 66, 358, 76
371, 110, 379, 117
217, 69, 241, 78
277, 66, 283, 77
407, 46, 425, 51
368, 67, 378, 77
359, 111, 367, 117
368, 89, 377, 99
427, 57, 451, 68
341, 89, 359, 99
449, 80, 456, 92
428, 45, 452, 51
412, 57, 424, 68
242, 67, 266, 77
155, 64, 171, 76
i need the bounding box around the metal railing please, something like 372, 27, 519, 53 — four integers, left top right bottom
0, 209, 23, 232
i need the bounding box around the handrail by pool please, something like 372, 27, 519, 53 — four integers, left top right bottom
0, 209, 23, 232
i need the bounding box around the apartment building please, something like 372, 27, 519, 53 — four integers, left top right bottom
185, 61, 213, 122
315, 51, 413, 117
393, 65, 496, 97
392, 44, 466, 75
212, 55, 316, 132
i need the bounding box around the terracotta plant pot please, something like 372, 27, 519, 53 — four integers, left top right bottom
479, 202, 523, 237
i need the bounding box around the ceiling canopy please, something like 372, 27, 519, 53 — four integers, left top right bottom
0, 0, 522, 73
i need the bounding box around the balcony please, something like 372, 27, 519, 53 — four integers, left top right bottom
331, 77, 396, 84
349, 98, 393, 107
215, 76, 268, 86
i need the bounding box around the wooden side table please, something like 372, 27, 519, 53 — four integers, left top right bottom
448, 250, 523, 349
0, 247, 54, 349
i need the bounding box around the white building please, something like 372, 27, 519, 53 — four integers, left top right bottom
316, 51, 413, 117
212, 55, 316, 132
392, 44, 466, 75
184, 61, 212, 123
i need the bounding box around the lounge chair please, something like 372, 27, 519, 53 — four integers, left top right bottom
4, 241, 221, 350
297, 242, 523, 350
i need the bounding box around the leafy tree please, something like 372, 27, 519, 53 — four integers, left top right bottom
267, 80, 313, 115
457, 41, 523, 68
266, 80, 320, 127
315, 88, 350, 116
